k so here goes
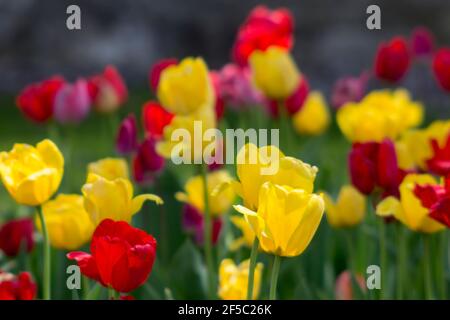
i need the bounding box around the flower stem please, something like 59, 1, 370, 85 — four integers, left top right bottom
423, 235, 434, 300
269, 255, 282, 300
437, 232, 447, 300
378, 218, 387, 300
108, 287, 118, 300
247, 238, 259, 300
200, 163, 215, 299
37, 206, 51, 300
396, 224, 406, 300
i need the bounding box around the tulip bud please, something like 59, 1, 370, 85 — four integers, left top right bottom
133, 137, 165, 185
142, 101, 174, 140
411, 27, 434, 57
0, 218, 34, 257
374, 37, 410, 83
116, 114, 138, 154
0, 272, 37, 300
432, 48, 450, 92
331, 72, 368, 109
53, 79, 91, 124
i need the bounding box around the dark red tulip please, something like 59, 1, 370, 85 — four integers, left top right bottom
0, 272, 37, 300
426, 134, 450, 176
116, 114, 138, 155
68, 219, 157, 293
331, 72, 369, 109
88, 65, 128, 113
133, 137, 165, 184
414, 176, 450, 228
267, 77, 309, 118
16, 76, 65, 123
349, 139, 403, 197
432, 48, 450, 92
0, 218, 34, 257
232, 5, 294, 66
182, 204, 222, 245
374, 37, 410, 83
411, 26, 434, 57
142, 101, 174, 139
149, 58, 178, 92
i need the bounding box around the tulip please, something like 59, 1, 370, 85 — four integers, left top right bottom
426, 134, 450, 176
376, 173, 445, 233
349, 139, 403, 196
176, 169, 235, 217
142, 101, 174, 140
88, 157, 129, 181
267, 77, 309, 117
229, 215, 256, 251
218, 259, 263, 300
37, 194, 94, 250
82, 173, 163, 226
323, 185, 366, 228
411, 27, 434, 57
335, 271, 366, 300
233, 143, 318, 211
116, 114, 138, 154
292, 91, 330, 136
133, 137, 165, 184
331, 72, 368, 109
433, 48, 450, 92
67, 219, 157, 293
249, 46, 300, 100
414, 175, 450, 228
182, 204, 222, 245
16, 76, 65, 123
337, 89, 423, 143
0, 218, 34, 257
0, 272, 37, 300
149, 58, 178, 92
157, 57, 215, 115
374, 37, 410, 83
232, 5, 294, 66
53, 79, 91, 124
88, 65, 128, 113
0, 139, 64, 206
234, 182, 324, 257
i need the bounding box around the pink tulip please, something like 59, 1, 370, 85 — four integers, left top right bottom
53, 79, 91, 124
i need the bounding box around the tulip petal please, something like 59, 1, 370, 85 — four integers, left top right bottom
131, 194, 163, 216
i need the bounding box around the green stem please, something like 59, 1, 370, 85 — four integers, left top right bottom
378, 218, 387, 300
269, 255, 282, 300
396, 224, 406, 300
246, 238, 259, 300
200, 163, 215, 299
344, 230, 355, 272
437, 232, 447, 300
83, 276, 90, 300
108, 287, 118, 300
423, 235, 434, 299
37, 207, 51, 300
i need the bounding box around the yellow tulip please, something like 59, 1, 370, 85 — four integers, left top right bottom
218, 259, 263, 300
175, 169, 235, 217
396, 120, 450, 170
87, 158, 129, 180
376, 173, 445, 233
37, 194, 94, 250
0, 139, 64, 206
234, 143, 318, 211
323, 185, 366, 228
157, 57, 215, 115
292, 91, 330, 135
337, 89, 423, 143
234, 182, 324, 257
82, 173, 163, 226
229, 215, 256, 251
249, 46, 300, 100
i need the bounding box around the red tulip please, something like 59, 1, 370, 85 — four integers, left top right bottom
349, 139, 403, 197
0, 272, 37, 300
142, 101, 174, 139
53, 79, 91, 124
149, 58, 178, 92
133, 137, 165, 184
88, 66, 128, 113
209, 71, 225, 120
267, 77, 309, 118
232, 5, 294, 66
374, 37, 410, 83
116, 114, 138, 155
414, 175, 450, 228
16, 76, 65, 122
432, 48, 450, 92
182, 204, 222, 246
67, 219, 157, 293
426, 134, 450, 176
411, 26, 434, 57
335, 271, 366, 300
0, 218, 34, 257
331, 72, 369, 109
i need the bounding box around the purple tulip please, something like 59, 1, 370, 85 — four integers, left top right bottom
331, 72, 369, 109
132, 137, 165, 185
182, 204, 222, 245
411, 26, 434, 57
116, 114, 138, 154
53, 79, 91, 124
